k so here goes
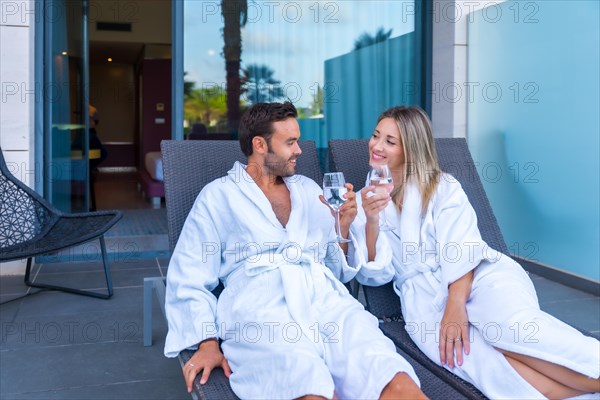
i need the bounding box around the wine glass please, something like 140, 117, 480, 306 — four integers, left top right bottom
323, 172, 351, 243
368, 164, 395, 231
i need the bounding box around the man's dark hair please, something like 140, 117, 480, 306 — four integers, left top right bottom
238, 102, 297, 156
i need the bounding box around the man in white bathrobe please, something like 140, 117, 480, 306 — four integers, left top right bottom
164, 102, 425, 399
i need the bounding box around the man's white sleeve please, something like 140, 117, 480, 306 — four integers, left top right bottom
164, 202, 221, 357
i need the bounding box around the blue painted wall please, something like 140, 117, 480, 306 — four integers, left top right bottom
468, 0, 599, 280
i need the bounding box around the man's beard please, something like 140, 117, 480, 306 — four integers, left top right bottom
264, 149, 296, 180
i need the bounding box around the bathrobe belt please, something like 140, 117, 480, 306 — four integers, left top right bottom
395, 260, 450, 312
224, 252, 348, 343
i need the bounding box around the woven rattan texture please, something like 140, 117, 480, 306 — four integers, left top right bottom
0, 149, 121, 261
329, 138, 509, 320
161, 140, 332, 399
181, 345, 467, 400
328, 139, 371, 191
160, 140, 323, 253
383, 321, 486, 399
179, 349, 239, 400
396, 346, 467, 399
329, 138, 500, 399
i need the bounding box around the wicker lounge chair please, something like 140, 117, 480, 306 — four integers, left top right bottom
145, 139, 480, 399
145, 140, 322, 399
0, 147, 122, 300
329, 138, 491, 399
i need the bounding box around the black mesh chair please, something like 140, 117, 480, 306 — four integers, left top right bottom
0, 148, 122, 299
329, 138, 491, 399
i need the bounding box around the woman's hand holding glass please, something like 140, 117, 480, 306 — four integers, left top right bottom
360, 186, 391, 227
366, 164, 395, 231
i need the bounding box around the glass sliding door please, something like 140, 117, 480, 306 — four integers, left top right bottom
44, 0, 90, 212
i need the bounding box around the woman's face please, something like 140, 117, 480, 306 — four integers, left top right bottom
369, 117, 405, 171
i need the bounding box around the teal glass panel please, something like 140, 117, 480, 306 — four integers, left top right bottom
468, 0, 599, 280
324, 32, 419, 140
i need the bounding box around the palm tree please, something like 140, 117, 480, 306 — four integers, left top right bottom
221, 0, 247, 138
353, 27, 393, 50
242, 64, 284, 104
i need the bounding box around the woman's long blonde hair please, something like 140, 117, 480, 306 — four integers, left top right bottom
378, 106, 441, 213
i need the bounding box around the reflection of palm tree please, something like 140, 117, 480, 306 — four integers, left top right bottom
184, 72, 195, 97
184, 87, 227, 128
309, 84, 324, 115
353, 27, 393, 50
222, 0, 247, 137
242, 64, 285, 104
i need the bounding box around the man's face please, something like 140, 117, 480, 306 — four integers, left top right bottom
263, 118, 302, 178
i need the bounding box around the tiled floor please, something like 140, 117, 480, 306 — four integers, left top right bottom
0, 256, 187, 400
1, 254, 598, 399
94, 169, 163, 211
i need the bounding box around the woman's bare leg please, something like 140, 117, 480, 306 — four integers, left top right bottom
498, 348, 600, 394
503, 354, 588, 399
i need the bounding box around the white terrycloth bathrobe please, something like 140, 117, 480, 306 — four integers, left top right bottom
164, 162, 419, 399
352, 173, 600, 399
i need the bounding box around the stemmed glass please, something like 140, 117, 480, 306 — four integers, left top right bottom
368, 164, 395, 231
323, 172, 351, 243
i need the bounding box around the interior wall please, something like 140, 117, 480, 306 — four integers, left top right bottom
88, 0, 172, 44
89, 63, 136, 143
140, 59, 172, 166
87, 0, 172, 170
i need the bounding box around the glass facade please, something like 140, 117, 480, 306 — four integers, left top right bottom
44, 0, 90, 212
182, 0, 424, 147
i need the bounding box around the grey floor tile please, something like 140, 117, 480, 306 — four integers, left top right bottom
104, 235, 170, 259
526, 272, 545, 281
30, 267, 162, 291
0, 275, 45, 298
0, 263, 42, 294
36, 236, 169, 264
3, 377, 189, 399
0, 296, 25, 323
2, 245, 598, 400
0, 275, 28, 297
1, 303, 165, 349
36, 257, 161, 274
540, 297, 600, 333
3, 286, 144, 319
0, 341, 182, 396
157, 257, 171, 268
532, 277, 596, 303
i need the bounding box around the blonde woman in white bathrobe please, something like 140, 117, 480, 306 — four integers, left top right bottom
164, 102, 425, 400
351, 105, 600, 399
